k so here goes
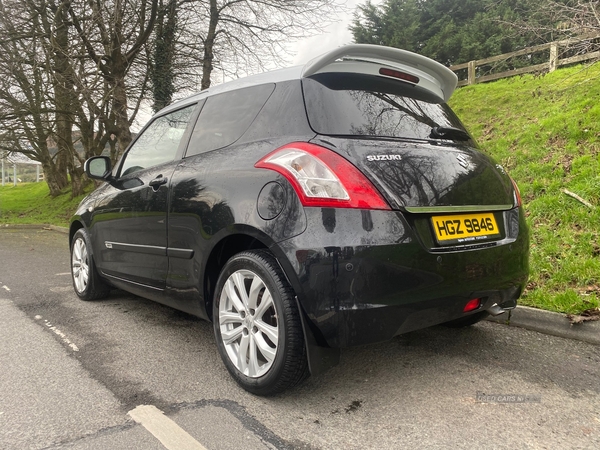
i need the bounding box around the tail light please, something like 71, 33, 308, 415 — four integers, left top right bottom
255, 142, 390, 210
510, 177, 522, 207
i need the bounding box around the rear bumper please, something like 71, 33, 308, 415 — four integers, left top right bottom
274, 207, 529, 348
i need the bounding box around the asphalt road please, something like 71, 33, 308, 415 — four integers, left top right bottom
0, 227, 599, 449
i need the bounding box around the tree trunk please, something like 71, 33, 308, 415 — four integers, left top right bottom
201, 0, 219, 91
152, 0, 177, 112
50, 1, 80, 196
112, 63, 133, 159
69, 165, 87, 197
41, 160, 67, 197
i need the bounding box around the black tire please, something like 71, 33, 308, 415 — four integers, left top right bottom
442, 310, 490, 328
213, 249, 308, 396
70, 228, 110, 301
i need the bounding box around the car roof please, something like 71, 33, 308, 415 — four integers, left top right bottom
159, 44, 458, 115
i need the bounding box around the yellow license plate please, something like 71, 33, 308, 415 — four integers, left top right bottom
431, 212, 501, 244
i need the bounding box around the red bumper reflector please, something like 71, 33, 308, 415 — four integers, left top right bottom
463, 298, 481, 313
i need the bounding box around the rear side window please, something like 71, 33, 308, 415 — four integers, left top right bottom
186, 83, 275, 157
302, 75, 467, 141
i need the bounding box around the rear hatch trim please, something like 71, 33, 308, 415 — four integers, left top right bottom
405, 205, 513, 213
301, 44, 457, 102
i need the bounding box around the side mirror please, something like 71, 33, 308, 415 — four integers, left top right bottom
84, 156, 113, 181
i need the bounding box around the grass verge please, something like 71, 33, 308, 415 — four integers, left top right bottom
451, 63, 600, 314
0, 182, 90, 227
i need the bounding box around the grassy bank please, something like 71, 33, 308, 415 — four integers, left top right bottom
0, 182, 90, 227
450, 63, 600, 314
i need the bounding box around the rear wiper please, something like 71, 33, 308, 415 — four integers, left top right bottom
429, 126, 471, 141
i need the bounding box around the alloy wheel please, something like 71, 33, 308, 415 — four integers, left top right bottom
218, 269, 279, 378
71, 237, 89, 293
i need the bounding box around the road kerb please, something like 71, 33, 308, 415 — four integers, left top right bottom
486, 305, 600, 346
1, 223, 69, 234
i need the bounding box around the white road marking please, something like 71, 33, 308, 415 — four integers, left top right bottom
55, 272, 71, 276
2, 285, 10, 291
128, 405, 207, 450
35, 316, 80, 352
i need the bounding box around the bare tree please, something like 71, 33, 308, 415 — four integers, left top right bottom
0, 0, 158, 196
0, 0, 68, 195
35, 0, 87, 195
505, 0, 600, 56
67, 0, 158, 153
166, 0, 345, 92
0, 0, 345, 199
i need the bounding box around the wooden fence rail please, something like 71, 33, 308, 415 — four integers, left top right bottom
450, 36, 600, 86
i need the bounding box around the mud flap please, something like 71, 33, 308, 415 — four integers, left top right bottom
294, 296, 340, 376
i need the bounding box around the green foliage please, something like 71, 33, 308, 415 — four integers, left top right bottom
0, 182, 91, 227
351, 0, 551, 65
450, 63, 600, 314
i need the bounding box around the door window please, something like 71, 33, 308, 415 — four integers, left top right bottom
120, 104, 196, 177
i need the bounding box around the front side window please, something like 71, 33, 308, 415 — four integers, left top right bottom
120, 104, 196, 177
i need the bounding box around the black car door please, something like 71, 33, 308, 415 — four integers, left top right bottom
166, 84, 276, 298
90, 104, 198, 289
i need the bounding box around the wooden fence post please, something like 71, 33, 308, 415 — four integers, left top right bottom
468, 60, 476, 85
549, 42, 559, 72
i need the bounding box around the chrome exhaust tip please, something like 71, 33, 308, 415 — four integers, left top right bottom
487, 304, 508, 316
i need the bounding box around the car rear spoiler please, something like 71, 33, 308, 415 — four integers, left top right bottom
301, 44, 458, 103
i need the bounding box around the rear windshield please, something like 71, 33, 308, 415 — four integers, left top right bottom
302, 74, 468, 141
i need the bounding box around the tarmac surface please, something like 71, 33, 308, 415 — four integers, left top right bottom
1, 224, 598, 449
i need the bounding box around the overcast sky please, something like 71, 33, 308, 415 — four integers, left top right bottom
291, 0, 380, 65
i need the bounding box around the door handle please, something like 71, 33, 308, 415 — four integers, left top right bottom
149, 175, 168, 190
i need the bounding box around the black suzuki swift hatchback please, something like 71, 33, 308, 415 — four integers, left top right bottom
70, 44, 529, 395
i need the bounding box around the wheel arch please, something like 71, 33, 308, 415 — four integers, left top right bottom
203, 230, 270, 322
203, 227, 340, 377
69, 220, 84, 247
